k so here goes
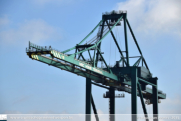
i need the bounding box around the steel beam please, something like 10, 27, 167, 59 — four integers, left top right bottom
126, 19, 150, 73
97, 48, 112, 73
88, 49, 92, 61
92, 82, 109, 90
126, 19, 142, 55
152, 78, 158, 121
86, 78, 92, 121
109, 86, 115, 121
137, 83, 149, 121
131, 67, 137, 121
133, 57, 142, 67
72, 16, 123, 56
138, 78, 156, 87
123, 14, 129, 66
91, 95, 99, 121
106, 20, 127, 66
95, 21, 105, 67
62, 20, 103, 54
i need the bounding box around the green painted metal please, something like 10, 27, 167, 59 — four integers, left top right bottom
123, 14, 129, 67
28, 54, 165, 99
95, 21, 105, 67
80, 53, 86, 61
86, 78, 92, 121
28, 52, 166, 100
71, 15, 123, 56
97, 48, 112, 73
93, 46, 96, 67
88, 50, 92, 61
50, 50, 118, 80
26, 11, 166, 121
28, 54, 106, 82
126, 19, 150, 73
137, 83, 149, 121
62, 20, 104, 54
133, 57, 142, 66
131, 67, 137, 121
145, 87, 166, 99
126, 19, 142, 55
138, 78, 156, 87
105, 20, 127, 65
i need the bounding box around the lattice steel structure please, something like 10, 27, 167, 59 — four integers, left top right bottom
26, 10, 166, 121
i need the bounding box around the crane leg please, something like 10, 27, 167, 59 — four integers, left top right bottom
152, 78, 158, 121
109, 86, 115, 121
131, 67, 137, 121
86, 78, 92, 121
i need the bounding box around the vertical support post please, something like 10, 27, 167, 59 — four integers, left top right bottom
29, 41, 31, 49
109, 86, 115, 121
86, 78, 92, 121
152, 78, 158, 121
142, 58, 143, 66
124, 13, 129, 67
131, 67, 137, 121
88, 50, 92, 62
75, 48, 77, 58
93, 46, 97, 67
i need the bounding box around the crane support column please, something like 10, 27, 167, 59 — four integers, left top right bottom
152, 78, 158, 121
124, 13, 129, 66
86, 78, 92, 121
109, 86, 115, 121
131, 67, 137, 121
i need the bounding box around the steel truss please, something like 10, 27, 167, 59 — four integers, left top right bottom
26, 10, 166, 121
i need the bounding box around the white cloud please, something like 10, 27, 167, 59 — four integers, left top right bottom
97, 109, 104, 114
0, 19, 61, 46
116, 0, 181, 39
159, 95, 181, 114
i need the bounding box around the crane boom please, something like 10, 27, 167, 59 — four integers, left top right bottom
26, 42, 166, 100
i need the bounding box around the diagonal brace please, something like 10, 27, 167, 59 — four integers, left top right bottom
71, 16, 123, 57
126, 19, 150, 72
137, 82, 149, 121
97, 48, 112, 73
133, 56, 142, 66
62, 19, 104, 54
91, 94, 99, 121
105, 20, 127, 66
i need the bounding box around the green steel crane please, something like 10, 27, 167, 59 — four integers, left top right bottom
26, 10, 166, 121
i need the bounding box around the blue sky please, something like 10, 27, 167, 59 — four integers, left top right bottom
0, 0, 181, 115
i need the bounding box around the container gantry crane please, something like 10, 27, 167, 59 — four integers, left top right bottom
26, 11, 166, 121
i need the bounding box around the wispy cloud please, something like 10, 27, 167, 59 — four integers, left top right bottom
159, 95, 181, 114
0, 18, 61, 46
116, 0, 181, 39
